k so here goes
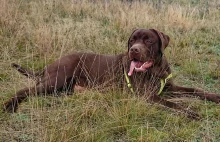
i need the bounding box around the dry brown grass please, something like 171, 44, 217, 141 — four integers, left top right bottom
0, 0, 219, 141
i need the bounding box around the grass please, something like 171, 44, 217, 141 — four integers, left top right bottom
0, 0, 219, 141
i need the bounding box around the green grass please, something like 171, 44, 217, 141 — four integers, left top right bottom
0, 0, 220, 141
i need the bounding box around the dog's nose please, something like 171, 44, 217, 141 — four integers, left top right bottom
130, 46, 140, 53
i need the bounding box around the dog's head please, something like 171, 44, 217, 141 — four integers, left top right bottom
127, 28, 170, 76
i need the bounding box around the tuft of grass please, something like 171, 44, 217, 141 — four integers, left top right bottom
182, 60, 201, 76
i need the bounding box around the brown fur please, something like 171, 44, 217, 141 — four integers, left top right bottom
3, 29, 220, 119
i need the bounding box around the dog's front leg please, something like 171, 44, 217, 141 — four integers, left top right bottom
149, 95, 201, 120
167, 85, 220, 103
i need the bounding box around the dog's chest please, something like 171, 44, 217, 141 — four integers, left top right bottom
130, 72, 161, 95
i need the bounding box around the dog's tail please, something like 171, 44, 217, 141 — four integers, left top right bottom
11, 63, 42, 79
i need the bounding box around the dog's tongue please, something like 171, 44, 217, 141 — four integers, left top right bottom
128, 61, 153, 76
128, 61, 140, 76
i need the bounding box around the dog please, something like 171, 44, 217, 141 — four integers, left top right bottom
3, 28, 220, 119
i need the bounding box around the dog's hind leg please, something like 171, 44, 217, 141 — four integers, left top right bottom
3, 85, 46, 113
63, 77, 77, 95
3, 74, 74, 112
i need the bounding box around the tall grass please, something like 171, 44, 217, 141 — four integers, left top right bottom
0, 0, 219, 141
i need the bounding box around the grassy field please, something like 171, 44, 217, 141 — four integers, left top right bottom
0, 0, 220, 141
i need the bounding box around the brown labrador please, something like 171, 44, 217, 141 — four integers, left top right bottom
3, 28, 220, 119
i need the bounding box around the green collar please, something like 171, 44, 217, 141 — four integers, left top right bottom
124, 69, 134, 93
157, 73, 172, 95
124, 70, 172, 95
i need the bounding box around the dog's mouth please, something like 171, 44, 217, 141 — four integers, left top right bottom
128, 59, 153, 76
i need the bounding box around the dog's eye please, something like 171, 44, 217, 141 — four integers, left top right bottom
145, 40, 153, 44
130, 39, 135, 44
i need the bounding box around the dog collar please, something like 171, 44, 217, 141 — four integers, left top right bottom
124, 69, 172, 95
124, 69, 134, 93
158, 73, 172, 95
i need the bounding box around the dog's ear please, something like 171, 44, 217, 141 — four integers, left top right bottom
128, 29, 138, 50
150, 29, 170, 56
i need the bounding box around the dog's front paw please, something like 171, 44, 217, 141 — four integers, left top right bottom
186, 109, 201, 120
206, 94, 220, 103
